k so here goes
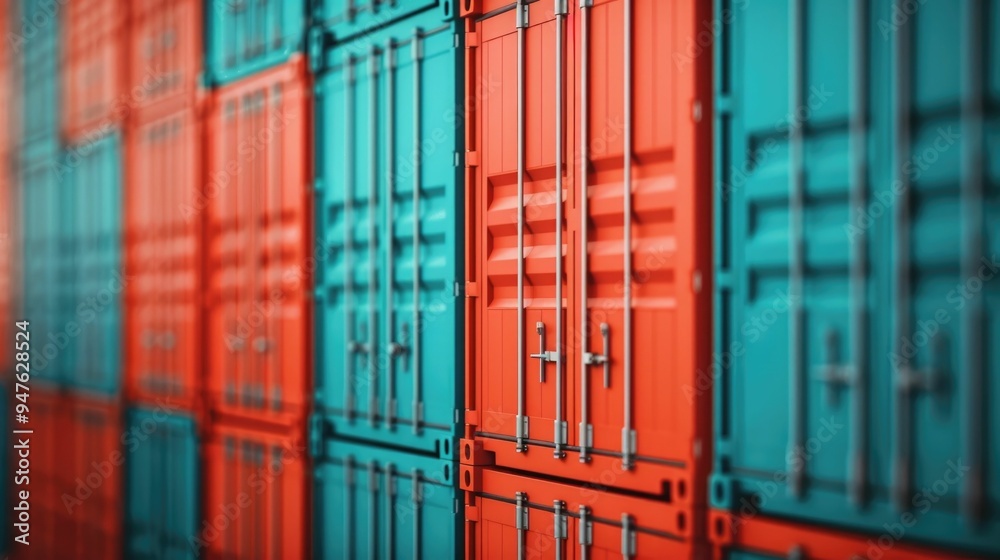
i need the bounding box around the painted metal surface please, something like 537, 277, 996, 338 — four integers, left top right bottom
202, 422, 309, 559
712, 0, 999, 554
312, 6, 463, 457
204, 0, 306, 85
708, 511, 985, 560
462, 466, 702, 559
312, 438, 460, 560
205, 57, 312, 428
128, 0, 203, 114
63, 0, 127, 140
21, 149, 72, 387
310, 0, 452, 45
126, 107, 203, 410
462, 0, 714, 500
21, 0, 61, 153
66, 131, 124, 395
125, 406, 200, 560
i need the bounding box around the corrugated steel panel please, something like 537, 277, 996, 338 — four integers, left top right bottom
202, 422, 309, 559
127, 0, 202, 115
708, 511, 986, 560
205, 57, 312, 428
21, 149, 72, 387
313, 439, 460, 559
16, 394, 125, 560
463, 0, 713, 498
66, 131, 124, 395
63, 0, 127, 140
126, 107, 203, 410
204, 0, 305, 86
65, 396, 125, 560
462, 466, 704, 559
712, 0, 999, 554
312, 8, 463, 457
125, 406, 200, 560
21, 0, 61, 152
310, 0, 451, 45
15, 390, 69, 559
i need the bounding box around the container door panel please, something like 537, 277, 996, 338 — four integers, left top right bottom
478, 6, 574, 451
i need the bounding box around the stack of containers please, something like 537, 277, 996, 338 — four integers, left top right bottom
459, 0, 714, 557
16, 0, 73, 557
307, 0, 465, 556
30, 0, 132, 557
20, 0, 65, 390
710, 1, 999, 558
202, 1, 311, 556
122, 0, 203, 556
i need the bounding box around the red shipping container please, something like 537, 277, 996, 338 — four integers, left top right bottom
708, 510, 986, 560
13, 390, 67, 559
125, 103, 204, 412
462, 0, 713, 499
63, 0, 127, 139
205, 56, 312, 428
127, 0, 202, 116
14, 392, 123, 560
463, 466, 704, 558
201, 422, 309, 559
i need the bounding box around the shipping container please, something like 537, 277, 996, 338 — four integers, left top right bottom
711, 0, 999, 554
20, 0, 61, 152
125, 406, 200, 560
66, 130, 124, 395
126, 106, 204, 411
63, 0, 127, 140
14, 390, 69, 559
202, 422, 309, 559
127, 0, 203, 115
204, 0, 306, 86
462, 0, 714, 497
708, 510, 988, 560
311, 2, 463, 458
21, 149, 72, 387
462, 466, 704, 559
64, 396, 125, 560
15, 393, 125, 560
312, 438, 460, 559
205, 57, 312, 428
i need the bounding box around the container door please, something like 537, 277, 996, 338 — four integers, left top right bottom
885, 0, 998, 545
151, 112, 202, 405
129, 0, 201, 109
713, 0, 1000, 552
315, 19, 462, 453
23, 159, 63, 384
474, 0, 575, 459
576, 0, 710, 479
473, 494, 571, 560
207, 0, 303, 83
714, 0, 882, 523
314, 441, 458, 559
255, 77, 310, 423
208, 96, 253, 414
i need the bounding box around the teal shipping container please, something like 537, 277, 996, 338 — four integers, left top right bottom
125, 406, 200, 560
66, 131, 124, 395
20, 0, 61, 153
712, 0, 999, 554
311, 0, 463, 459
204, 0, 306, 85
312, 437, 460, 559
22, 149, 73, 387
